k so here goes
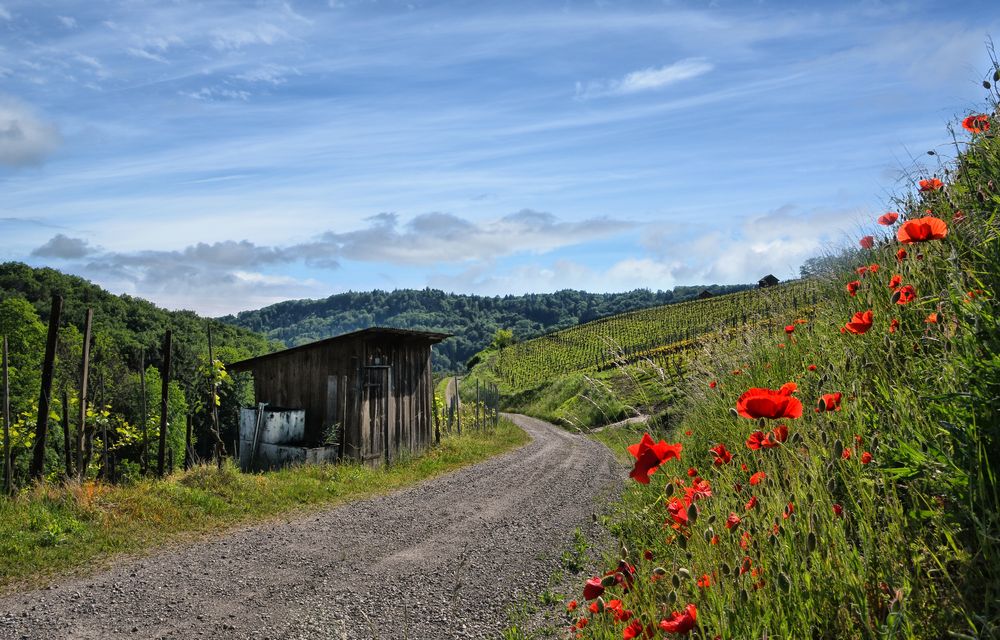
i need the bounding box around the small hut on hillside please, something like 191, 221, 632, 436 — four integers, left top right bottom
229, 328, 449, 469
697, 289, 714, 300
758, 274, 780, 288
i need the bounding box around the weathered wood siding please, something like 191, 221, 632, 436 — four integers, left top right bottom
232, 331, 439, 465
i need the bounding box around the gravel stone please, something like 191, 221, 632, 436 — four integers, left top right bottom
0, 414, 622, 640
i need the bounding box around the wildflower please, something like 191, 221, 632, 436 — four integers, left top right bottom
736, 383, 803, 420
878, 212, 899, 225
844, 310, 874, 334
784, 502, 795, 519
739, 556, 753, 575
816, 392, 843, 412
962, 114, 990, 133
685, 478, 713, 502
749, 471, 767, 485
861, 451, 873, 464
567, 600, 578, 611
897, 216, 948, 244
925, 312, 940, 324
896, 248, 907, 262
846, 280, 861, 297
687, 467, 698, 477
745, 495, 758, 510
954, 210, 965, 223
807, 364, 817, 371
889, 318, 900, 333
710, 535, 719, 545
659, 604, 697, 635
746, 424, 788, 450
708, 380, 717, 389
725, 513, 742, 530
888, 274, 902, 290
966, 289, 986, 301
896, 285, 916, 305
784, 324, 794, 334
868, 263, 880, 273
627, 433, 683, 484
859, 235, 875, 249
731, 368, 743, 375
856, 266, 868, 276
666, 497, 689, 529
583, 577, 605, 600
710, 443, 733, 466
697, 573, 712, 588
832, 503, 844, 517
918, 178, 943, 192
842, 447, 852, 460
576, 617, 589, 629
623, 619, 653, 639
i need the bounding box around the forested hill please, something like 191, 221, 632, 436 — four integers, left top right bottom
221, 285, 752, 371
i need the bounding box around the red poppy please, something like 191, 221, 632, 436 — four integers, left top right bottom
659, 604, 697, 635
861, 451, 873, 464
685, 478, 712, 502
846, 280, 861, 297
844, 310, 874, 334
868, 263, 880, 273
687, 467, 698, 477
896, 248, 907, 262
745, 495, 758, 510
749, 471, 767, 485
925, 312, 940, 324
856, 266, 868, 276
897, 216, 948, 243
697, 573, 712, 588
627, 433, 683, 484
746, 424, 788, 450
877, 212, 899, 225
918, 178, 943, 192
859, 235, 875, 249
583, 577, 604, 600
710, 443, 733, 466
816, 392, 843, 413
666, 496, 689, 529
623, 619, 653, 639
807, 364, 817, 371
739, 556, 753, 575
832, 503, 844, 517
842, 447, 852, 460
576, 617, 589, 629
888, 274, 902, 290
708, 380, 717, 389
962, 114, 990, 133
725, 513, 741, 529
896, 285, 916, 305
784, 502, 795, 519
736, 383, 803, 420
784, 324, 794, 334
889, 318, 900, 333
731, 368, 743, 375
954, 210, 965, 223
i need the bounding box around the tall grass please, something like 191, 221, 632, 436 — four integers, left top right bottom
565, 94, 999, 636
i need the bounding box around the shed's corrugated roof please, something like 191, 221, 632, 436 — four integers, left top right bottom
228, 327, 451, 371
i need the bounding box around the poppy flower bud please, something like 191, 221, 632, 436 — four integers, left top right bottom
778, 571, 791, 593
671, 573, 681, 588
686, 503, 698, 524
620, 545, 629, 560
729, 408, 739, 418
601, 574, 619, 588
833, 439, 844, 460
720, 562, 731, 576
703, 527, 714, 542
817, 397, 827, 412
993, 69, 1000, 82
739, 588, 749, 603
677, 568, 691, 579
652, 566, 667, 576
677, 534, 687, 550
984, 80, 992, 89
664, 483, 674, 497
807, 531, 817, 552
594, 596, 606, 613
667, 590, 677, 603
890, 291, 901, 304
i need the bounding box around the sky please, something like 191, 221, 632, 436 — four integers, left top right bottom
1, 0, 998, 316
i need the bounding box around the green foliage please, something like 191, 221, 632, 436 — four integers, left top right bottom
222, 285, 752, 372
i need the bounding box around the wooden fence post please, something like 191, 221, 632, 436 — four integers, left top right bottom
30, 295, 62, 481
475, 379, 480, 430
2, 336, 11, 495
76, 309, 92, 480
453, 376, 461, 435
157, 330, 172, 477
207, 324, 224, 469
184, 414, 192, 471
61, 388, 71, 478
139, 347, 147, 475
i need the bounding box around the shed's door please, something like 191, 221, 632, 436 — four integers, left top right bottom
362, 365, 391, 464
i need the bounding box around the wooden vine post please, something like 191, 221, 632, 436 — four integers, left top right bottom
139, 347, 148, 475
207, 324, 224, 469
76, 308, 92, 481
2, 336, 11, 495
61, 388, 71, 478
157, 330, 172, 477
30, 295, 62, 481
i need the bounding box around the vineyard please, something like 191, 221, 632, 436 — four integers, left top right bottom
477, 280, 818, 394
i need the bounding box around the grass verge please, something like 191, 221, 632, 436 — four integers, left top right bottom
0, 418, 529, 592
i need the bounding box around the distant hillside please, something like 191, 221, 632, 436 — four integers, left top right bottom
221, 285, 753, 371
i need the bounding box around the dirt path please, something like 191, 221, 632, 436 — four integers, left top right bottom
0, 415, 622, 640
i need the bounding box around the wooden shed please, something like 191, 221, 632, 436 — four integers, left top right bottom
758, 274, 780, 288
697, 289, 714, 300
228, 328, 449, 466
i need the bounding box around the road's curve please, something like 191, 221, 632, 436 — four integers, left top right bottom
0, 414, 622, 640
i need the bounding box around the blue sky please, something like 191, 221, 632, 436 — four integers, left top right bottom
1, 0, 997, 315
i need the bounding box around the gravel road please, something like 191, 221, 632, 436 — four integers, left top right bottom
0, 414, 622, 640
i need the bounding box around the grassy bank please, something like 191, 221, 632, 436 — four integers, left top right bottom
554, 103, 1000, 636
0, 419, 528, 591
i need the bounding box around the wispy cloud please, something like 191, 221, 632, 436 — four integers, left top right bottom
0, 4, 10, 21
576, 58, 714, 99
31, 233, 97, 259
57, 15, 76, 29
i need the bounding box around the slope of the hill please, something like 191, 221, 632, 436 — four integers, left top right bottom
462, 280, 817, 428
220, 285, 751, 371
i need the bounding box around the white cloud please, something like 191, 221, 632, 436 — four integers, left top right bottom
577, 58, 714, 99
126, 47, 168, 63
0, 5, 10, 21
234, 64, 299, 85
210, 23, 289, 50
0, 96, 61, 166
57, 15, 77, 28
180, 86, 252, 101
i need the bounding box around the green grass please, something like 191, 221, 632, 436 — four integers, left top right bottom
536, 93, 1000, 636
0, 418, 529, 591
